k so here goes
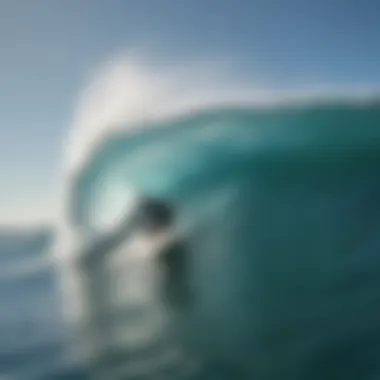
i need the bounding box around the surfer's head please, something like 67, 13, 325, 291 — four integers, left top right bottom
137, 197, 175, 233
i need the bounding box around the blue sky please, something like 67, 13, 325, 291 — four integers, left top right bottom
1, 0, 379, 226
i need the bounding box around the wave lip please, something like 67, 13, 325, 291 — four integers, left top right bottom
63, 55, 380, 178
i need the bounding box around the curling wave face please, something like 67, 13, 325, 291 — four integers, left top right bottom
54, 58, 380, 380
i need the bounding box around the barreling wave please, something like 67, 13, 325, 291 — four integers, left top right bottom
54, 54, 380, 379
55, 53, 380, 260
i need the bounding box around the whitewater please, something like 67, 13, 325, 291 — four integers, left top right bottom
53, 54, 380, 379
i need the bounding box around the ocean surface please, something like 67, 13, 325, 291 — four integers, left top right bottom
4, 103, 380, 379
0, 229, 84, 380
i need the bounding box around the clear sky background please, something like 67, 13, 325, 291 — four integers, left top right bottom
1, 0, 379, 226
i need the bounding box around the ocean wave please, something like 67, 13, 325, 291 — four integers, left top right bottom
54, 54, 380, 379
56, 54, 380, 244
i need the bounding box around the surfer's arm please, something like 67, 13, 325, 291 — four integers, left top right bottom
78, 196, 176, 266
78, 207, 140, 266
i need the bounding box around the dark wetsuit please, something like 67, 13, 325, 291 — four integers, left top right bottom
160, 238, 190, 308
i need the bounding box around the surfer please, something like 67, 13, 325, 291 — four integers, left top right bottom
138, 198, 190, 308
79, 196, 190, 307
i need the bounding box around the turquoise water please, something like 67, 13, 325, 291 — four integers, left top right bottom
6, 104, 380, 379
73, 105, 380, 228
62, 104, 380, 379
